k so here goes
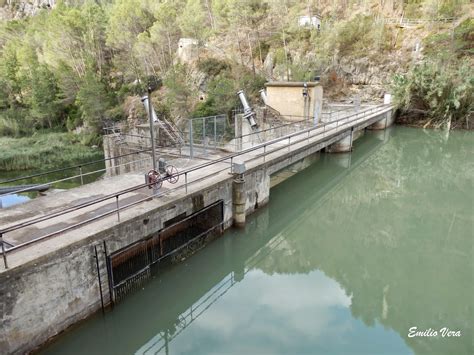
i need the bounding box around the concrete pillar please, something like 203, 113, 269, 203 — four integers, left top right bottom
369, 111, 394, 130
312, 85, 323, 125
232, 177, 246, 227
352, 128, 364, 142
326, 130, 353, 153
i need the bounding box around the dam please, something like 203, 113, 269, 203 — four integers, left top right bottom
0, 83, 396, 354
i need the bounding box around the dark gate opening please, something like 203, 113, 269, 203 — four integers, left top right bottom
107, 200, 224, 303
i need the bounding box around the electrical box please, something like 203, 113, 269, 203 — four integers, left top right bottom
232, 161, 246, 175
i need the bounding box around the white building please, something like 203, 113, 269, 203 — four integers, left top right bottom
298, 15, 322, 30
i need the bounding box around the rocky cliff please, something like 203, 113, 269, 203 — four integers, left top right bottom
0, 0, 56, 20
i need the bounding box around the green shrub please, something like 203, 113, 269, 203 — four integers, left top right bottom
197, 58, 230, 77
454, 18, 474, 56
79, 132, 103, 147
392, 59, 473, 127
0, 108, 35, 136
0, 132, 103, 171
192, 98, 219, 118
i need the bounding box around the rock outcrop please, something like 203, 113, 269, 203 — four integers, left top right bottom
0, 0, 56, 20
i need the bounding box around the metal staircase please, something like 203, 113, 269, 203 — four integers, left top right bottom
157, 117, 185, 146
262, 104, 285, 127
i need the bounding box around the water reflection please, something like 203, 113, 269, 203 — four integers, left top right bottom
0, 159, 105, 208
41, 127, 473, 355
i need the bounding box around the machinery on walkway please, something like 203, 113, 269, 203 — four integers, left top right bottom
237, 90, 258, 129
146, 158, 179, 189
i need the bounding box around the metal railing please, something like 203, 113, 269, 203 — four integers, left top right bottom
0, 138, 184, 198
232, 115, 314, 151
0, 104, 393, 269
230, 104, 367, 151
382, 17, 456, 26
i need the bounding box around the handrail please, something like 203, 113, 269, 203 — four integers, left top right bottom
0, 104, 392, 260
0, 140, 182, 196
0, 142, 167, 186
237, 116, 312, 140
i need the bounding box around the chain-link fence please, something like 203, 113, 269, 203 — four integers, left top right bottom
184, 115, 234, 156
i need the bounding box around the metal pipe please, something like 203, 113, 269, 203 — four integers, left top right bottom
1, 233, 7, 269
142, 91, 157, 171
237, 90, 251, 111
259, 89, 267, 104
237, 90, 257, 128
141, 94, 158, 122
116, 196, 120, 222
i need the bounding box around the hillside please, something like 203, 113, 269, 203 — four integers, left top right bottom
0, 0, 472, 137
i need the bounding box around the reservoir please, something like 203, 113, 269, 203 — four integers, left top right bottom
40, 127, 473, 355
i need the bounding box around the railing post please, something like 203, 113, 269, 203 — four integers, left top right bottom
115, 196, 120, 222
79, 166, 84, 185
184, 172, 188, 194
94, 245, 105, 314
288, 136, 290, 151
203, 117, 207, 156
214, 116, 217, 150
189, 120, 194, 159
1, 233, 8, 269
230, 157, 234, 173
263, 145, 266, 163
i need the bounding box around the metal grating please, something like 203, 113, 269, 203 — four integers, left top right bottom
107, 200, 224, 303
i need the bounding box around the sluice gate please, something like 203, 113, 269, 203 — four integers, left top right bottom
106, 201, 224, 303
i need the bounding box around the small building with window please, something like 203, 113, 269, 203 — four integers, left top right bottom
264, 81, 323, 123
298, 15, 322, 30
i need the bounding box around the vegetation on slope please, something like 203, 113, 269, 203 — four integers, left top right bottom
0, 0, 472, 138
0, 132, 103, 171
392, 18, 473, 129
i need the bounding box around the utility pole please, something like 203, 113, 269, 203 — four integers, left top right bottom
147, 87, 157, 171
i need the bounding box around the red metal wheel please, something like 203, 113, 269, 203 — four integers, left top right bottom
165, 165, 179, 184
147, 169, 162, 189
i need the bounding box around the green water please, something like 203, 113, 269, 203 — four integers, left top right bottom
41, 127, 473, 355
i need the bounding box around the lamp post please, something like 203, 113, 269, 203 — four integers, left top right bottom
145, 87, 157, 171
